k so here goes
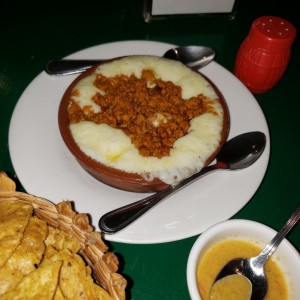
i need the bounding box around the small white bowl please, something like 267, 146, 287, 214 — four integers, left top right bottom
186, 219, 300, 300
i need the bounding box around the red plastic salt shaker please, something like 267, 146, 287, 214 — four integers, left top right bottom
234, 16, 296, 94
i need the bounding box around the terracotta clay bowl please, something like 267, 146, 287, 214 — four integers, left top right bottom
58, 55, 230, 192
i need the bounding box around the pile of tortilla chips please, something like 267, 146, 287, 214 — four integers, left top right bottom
0, 172, 126, 300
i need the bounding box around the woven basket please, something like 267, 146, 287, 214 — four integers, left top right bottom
0, 172, 127, 300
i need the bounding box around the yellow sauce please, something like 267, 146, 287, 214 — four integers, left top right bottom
209, 274, 252, 300
197, 240, 289, 300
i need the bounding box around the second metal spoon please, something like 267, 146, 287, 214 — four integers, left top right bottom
45, 45, 215, 75
99, 131, 266, 234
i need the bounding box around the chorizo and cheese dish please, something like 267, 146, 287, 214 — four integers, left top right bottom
59, 55, 229, 191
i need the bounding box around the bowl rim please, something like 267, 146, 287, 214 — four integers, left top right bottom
186, 218, 300, 300
58, 55, 230, 192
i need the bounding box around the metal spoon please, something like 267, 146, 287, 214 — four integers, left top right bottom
212, 205, 300, 300
45, 45, 215, 75
99, 131, 266, 234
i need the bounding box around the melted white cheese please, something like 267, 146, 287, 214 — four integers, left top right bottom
71, 74, 100, 112
70, 55, 224, 185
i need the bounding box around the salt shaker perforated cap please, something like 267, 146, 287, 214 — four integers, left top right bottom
248, 16, 296, 52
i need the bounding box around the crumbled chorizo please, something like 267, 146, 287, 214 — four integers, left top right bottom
68, 69, 217, 158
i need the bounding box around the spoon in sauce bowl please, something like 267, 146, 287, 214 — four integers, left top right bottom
45, 45, 215, 75
99, 131, 266, 234
210, 274, 252, 300
211, 204, 300, 300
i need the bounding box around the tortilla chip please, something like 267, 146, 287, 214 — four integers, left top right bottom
0, 268, 24, 296
45, 226, 81, 253
9, 216, 48, 273
53, 285, 66, 300
0, 216, 48, 295
1, 260, 62, 300
0, 172, 16, 192
41, 248, 97, 299
42, 244, 113, 299
44, 244, 60, 260
94, 283, 114, 300
0, 200, 32, 268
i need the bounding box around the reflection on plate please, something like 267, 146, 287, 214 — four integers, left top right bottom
8, 40, 270, 244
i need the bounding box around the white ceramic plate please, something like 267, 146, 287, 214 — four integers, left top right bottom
9, 40, 270, 244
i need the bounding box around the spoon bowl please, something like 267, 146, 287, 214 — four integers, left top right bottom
164, 46, 215, 69
212, 205, 300, 300
45, 45, 215, 75
99, 131, 266, 234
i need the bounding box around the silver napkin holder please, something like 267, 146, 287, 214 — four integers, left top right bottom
143, 0, 237, 22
